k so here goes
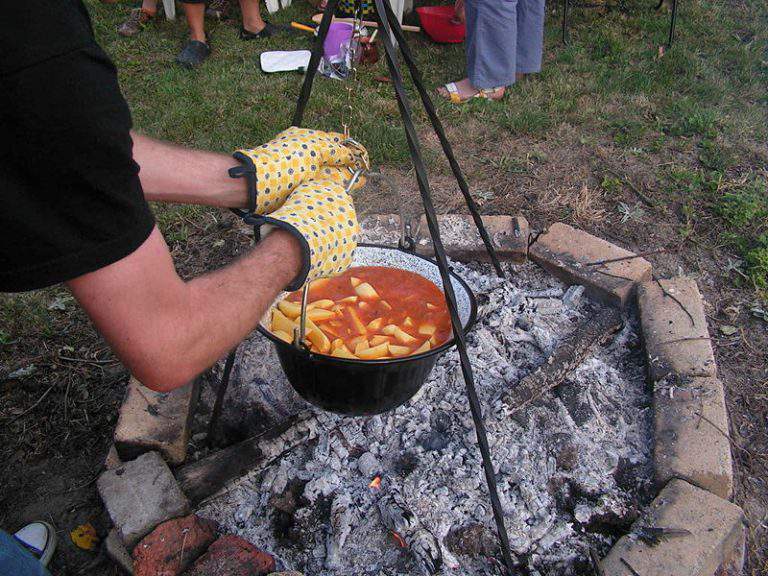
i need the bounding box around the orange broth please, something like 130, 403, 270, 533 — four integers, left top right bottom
285, 266, 452, 356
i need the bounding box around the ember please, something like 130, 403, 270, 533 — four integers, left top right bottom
199, 261, 653, 575
391, 531, 407, 548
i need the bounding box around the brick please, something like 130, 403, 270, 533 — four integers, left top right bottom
114, 377, 200, 466
97, 451, 190, 548
417, 214, 529, 264
185, 535, 275, 576
106, 529, 134, 575
654, 375, 733, 500
529, 222, 652, 307
600, 479, 745, 576
133, 514, 218, 576
638, 277, 717, 381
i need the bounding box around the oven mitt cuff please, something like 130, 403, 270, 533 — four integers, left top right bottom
230, 127, 369, 215
253, 180, 359, 290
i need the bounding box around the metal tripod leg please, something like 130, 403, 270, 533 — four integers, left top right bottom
293, 0, 341, 127
372, 0, 516, 572
378, 0, 505, 279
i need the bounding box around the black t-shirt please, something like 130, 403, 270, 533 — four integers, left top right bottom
0, 0, 155, 292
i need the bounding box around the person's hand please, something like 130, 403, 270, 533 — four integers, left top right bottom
452, 0, 465, 24
252, 178, 359, 290
231, 127, 369, 214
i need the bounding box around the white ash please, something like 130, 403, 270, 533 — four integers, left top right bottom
199, 261, 652, 575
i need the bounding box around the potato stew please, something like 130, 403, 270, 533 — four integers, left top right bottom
269, 266, 452, 359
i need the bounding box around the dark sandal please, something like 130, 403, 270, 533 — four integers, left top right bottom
239, 21, 282, 40
175, 39, 211, 68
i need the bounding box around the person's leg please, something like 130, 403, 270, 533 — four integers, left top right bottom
117, 0, 159, 37
0, 530, 51, 576
238, 0, 282, 39
467, 0, 518, 89
515, 0, 545, 76
438, 0, 517, 101
176, 1, 211, 68
183, 1, 207, 43
239, 0, 266, 34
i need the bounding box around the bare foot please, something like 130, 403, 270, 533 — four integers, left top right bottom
437, 78, 505, 102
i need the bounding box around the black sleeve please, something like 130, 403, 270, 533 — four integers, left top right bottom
0, 5, 155, 292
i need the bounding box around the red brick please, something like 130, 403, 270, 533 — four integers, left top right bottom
185, 535, 275, 576
529, 222, 652, 307
133, 514, 218, 576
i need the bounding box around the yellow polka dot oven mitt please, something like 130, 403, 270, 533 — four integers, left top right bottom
253, 179, 359, 290
230, 127, 369, 214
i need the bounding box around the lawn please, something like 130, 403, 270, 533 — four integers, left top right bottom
1, 0, 767, 573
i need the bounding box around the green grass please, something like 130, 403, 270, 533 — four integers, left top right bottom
5, 0, 768, 305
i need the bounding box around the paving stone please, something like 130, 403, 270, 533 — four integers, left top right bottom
114, 377, 200, 466
105, 529, 134, 575
359, 213, 529, 263
529, 222, 652, 307
654, 375, 733, 500
185, 534, 276, 576
600, 479, 746, 576
97, 451, 190, 548
638, 277, 717, 381
133, 514, 218, 576
417, 214, 529, 264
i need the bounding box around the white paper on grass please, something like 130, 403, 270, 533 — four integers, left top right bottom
260, 50, 312, 73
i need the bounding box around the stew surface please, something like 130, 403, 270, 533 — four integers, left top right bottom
269, 266, 452, 359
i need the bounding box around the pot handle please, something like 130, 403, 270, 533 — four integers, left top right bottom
292, 283, 311, 350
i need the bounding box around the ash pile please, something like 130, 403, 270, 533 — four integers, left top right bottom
198, 261, 653, 575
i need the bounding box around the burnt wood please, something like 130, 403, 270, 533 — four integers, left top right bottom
176, 412, 315, 504
503, 307, 624, 414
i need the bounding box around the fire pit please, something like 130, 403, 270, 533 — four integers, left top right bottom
196, 258, 653, 575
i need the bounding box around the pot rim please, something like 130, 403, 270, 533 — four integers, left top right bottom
256, 243, 478, 366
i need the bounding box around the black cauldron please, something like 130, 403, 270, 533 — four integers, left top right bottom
257, 244, 477, 416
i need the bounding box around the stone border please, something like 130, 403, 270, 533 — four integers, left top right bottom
97, 215, 744, 576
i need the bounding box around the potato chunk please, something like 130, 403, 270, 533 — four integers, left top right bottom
413, 340, 431, 354
418, 323, 436, 336
271, 309, 296, 335
369, 335, 391, 346
305, 319, 330, 353
339, 296, 358, 304
367, 317, 384, 332
273, 330, 292, 344
388, 344, 411, 357
307, 299, 335, 311
380, 300, 393, 311
354, 340, 369, 355
393, 327, 418, 345
307, 308, 336, 322
354, 282, 380, 300
350, 277, 362, 288
345, 307, 367, 335
332, 345, 357, 359
356, 342, 389, 360
426, 302, 437, 310
348, 334, 368, 348
382, 324, 398, 335
278, 299, 302, 319
403, 316, 414, 328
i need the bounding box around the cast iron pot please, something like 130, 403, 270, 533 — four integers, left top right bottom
257, 244, 477, 416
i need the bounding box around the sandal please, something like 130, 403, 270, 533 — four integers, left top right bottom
175, 39, 211, 68
440, 82, 505, 103
239, 21, 282, 40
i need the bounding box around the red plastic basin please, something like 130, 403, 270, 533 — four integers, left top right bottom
416, 5, 466, 44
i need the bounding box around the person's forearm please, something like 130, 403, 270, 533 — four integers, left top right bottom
131, 132, 249, 208
68, 227, 302, 391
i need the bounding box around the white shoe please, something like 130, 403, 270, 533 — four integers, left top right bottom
14, 522, 57, 567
